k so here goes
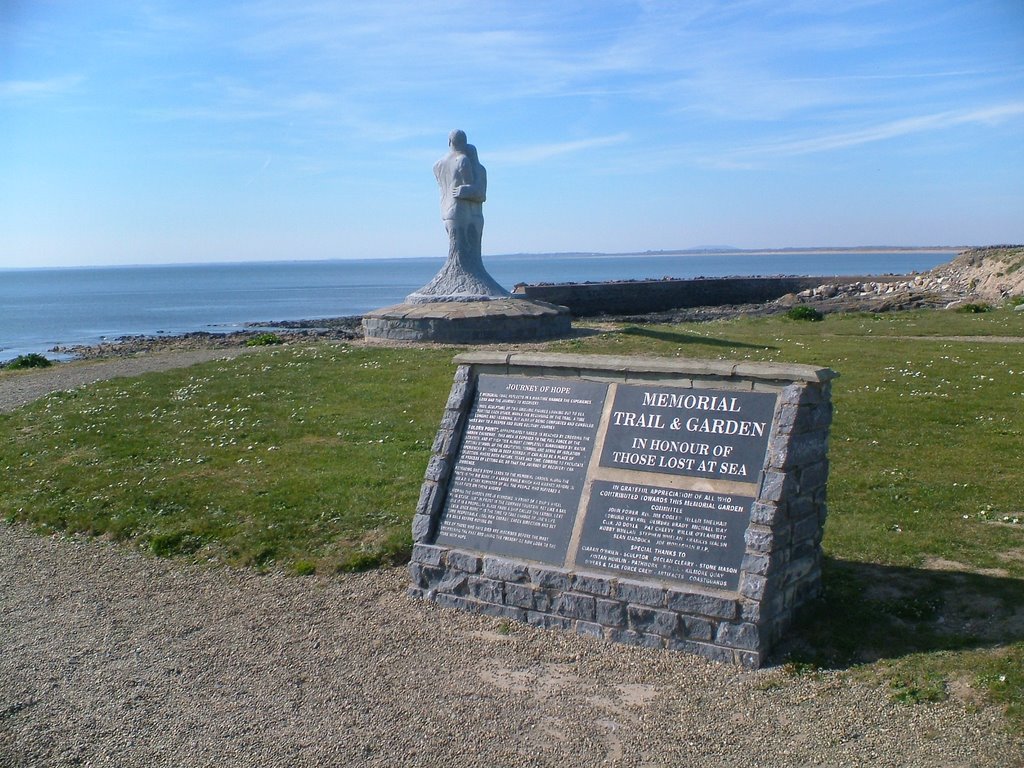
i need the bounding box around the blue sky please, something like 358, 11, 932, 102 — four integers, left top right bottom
2, 1, 1022, 268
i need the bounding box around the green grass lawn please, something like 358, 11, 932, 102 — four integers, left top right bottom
1, 345, 455, 571
2, 305, 1023, 723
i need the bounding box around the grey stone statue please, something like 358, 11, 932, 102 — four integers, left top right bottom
406, 130, 509, 303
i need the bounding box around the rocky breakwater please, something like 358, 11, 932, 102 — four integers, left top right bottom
927, 245, 1024, 303
781, 275, 952, 313
779, 246, 1024, 315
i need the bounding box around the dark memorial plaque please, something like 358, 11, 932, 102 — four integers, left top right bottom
599, 384, 777, 482
434, 375, 608, 564
577, 480, 752, 591
413, 353, 837, 667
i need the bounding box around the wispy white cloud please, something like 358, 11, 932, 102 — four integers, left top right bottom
711, 102, 1024, 166
143, 105, 281, 123
141, 82, 338, 124
105, 1, 988, 147
603, 1, 1020, 125
487, 134, 631, 166
0, 74, 83, 99
111, 0, 1021, 183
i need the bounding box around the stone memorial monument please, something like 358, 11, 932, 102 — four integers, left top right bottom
406, 130, 508, 303
408, 352, 838, 668
363, 131, 570, 343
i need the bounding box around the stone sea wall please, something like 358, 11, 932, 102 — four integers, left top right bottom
512, 275, 906, 316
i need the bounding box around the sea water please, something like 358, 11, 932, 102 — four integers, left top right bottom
0, 251, 953, 361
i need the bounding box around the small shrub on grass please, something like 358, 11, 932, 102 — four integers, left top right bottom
955, 302, 992, 314
247, 545, 277, 567
246, 332, 284, 347
149, 530, 204, 557
337, 550, 385, 572
4, 353, 53, 370
889, 672, 949, 705
781, 660, 822, 677
1008, 296, 1024, 308
335, 534, 412, 573
785, 306, 824, 322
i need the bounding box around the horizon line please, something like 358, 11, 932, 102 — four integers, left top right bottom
0, 245, 979, 272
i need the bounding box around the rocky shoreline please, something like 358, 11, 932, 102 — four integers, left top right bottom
26, 246, 1024, 363
35, 278, 952, 362
47, 317, 365, 361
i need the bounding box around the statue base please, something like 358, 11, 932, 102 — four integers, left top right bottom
362, 298, 572, 343
405, 292, 507, 304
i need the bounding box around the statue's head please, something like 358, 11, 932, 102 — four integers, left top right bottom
448, 129, 468, 151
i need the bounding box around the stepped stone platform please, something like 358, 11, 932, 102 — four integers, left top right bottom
362, 298, 572, 343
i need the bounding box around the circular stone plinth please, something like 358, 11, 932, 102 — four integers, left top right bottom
362, 298, 572, 343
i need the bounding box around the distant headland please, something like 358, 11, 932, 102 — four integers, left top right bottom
491, 246, 963, 260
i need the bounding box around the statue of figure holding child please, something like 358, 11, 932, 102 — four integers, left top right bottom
406, 130, 509, 303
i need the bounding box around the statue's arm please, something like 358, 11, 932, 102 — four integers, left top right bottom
454, 164, 486, 203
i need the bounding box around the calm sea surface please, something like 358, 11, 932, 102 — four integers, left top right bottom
0, 251, 953, 361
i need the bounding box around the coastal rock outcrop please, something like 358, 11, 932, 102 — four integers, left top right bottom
785, 246, 1023, 313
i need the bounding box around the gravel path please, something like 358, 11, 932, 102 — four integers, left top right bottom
1, 525, 1021, 768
